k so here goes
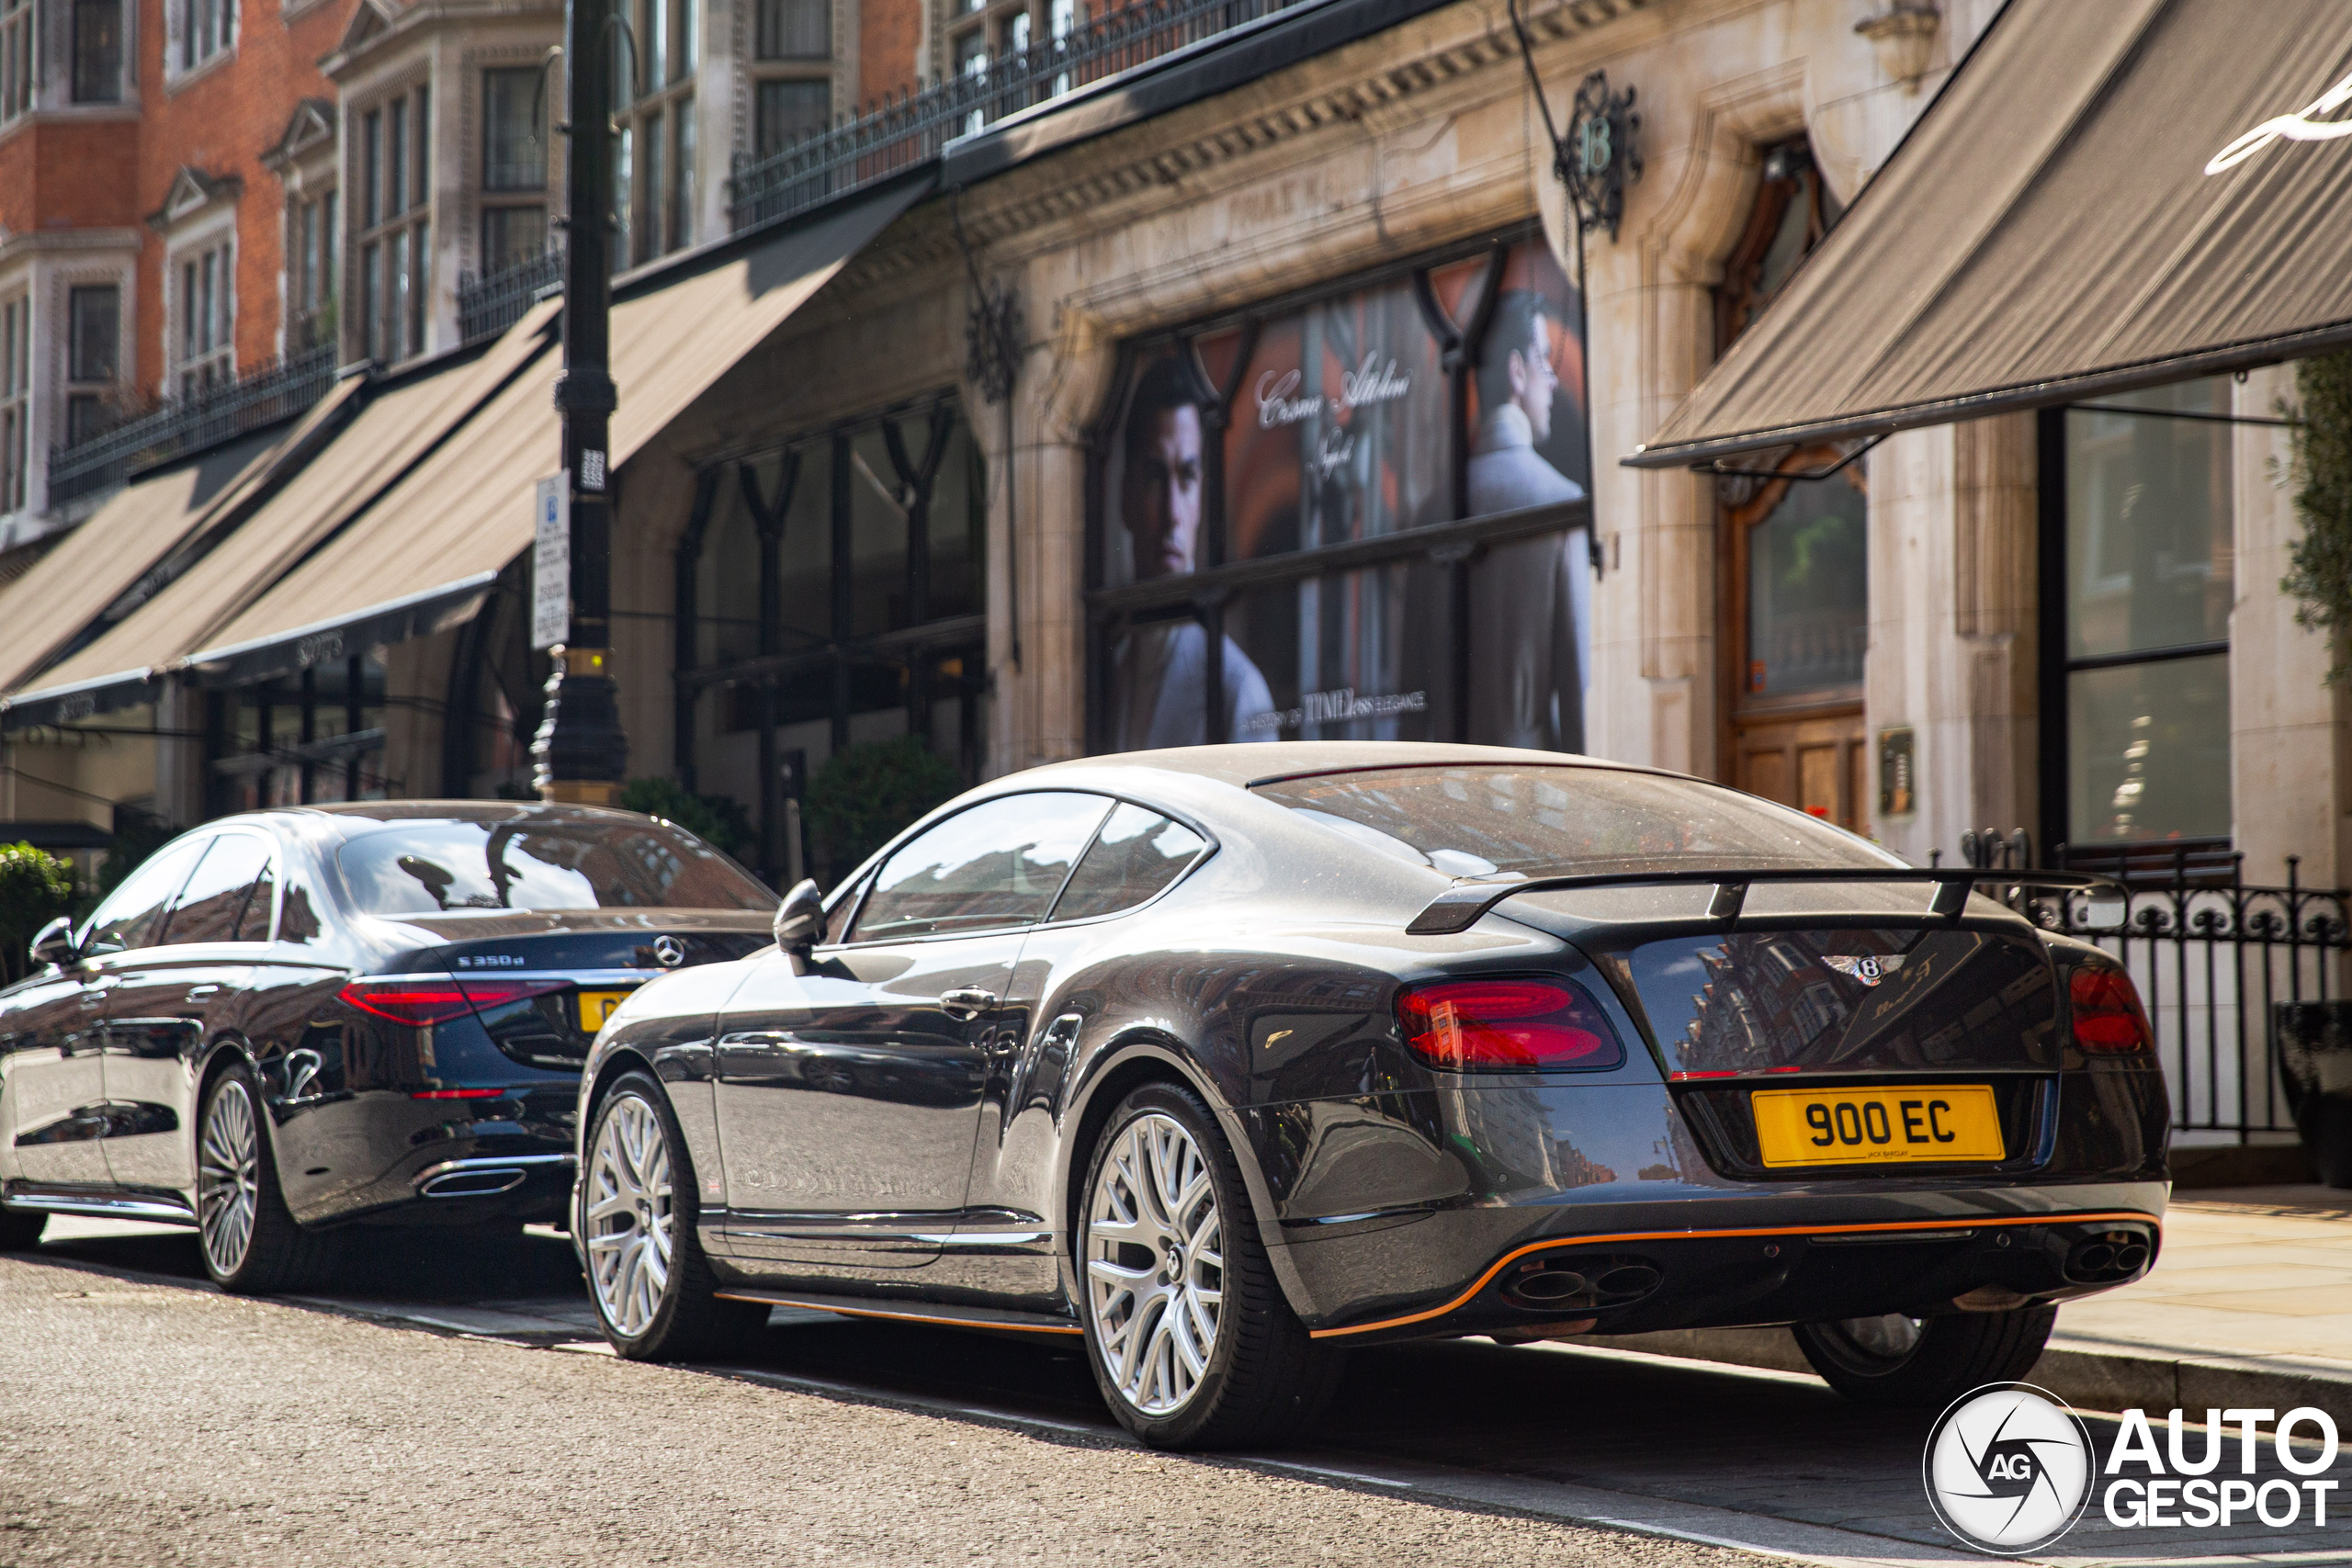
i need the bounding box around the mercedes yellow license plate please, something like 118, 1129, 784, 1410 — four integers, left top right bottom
1750, 1085, 2004, 1167
577, 990, 629, 1033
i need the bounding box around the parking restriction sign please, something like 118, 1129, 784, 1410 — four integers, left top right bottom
532, 472, 570, 650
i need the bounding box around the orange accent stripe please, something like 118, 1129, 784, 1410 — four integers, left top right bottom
715, 1291, 1085, 1336
1306, 1210, 2163, 1340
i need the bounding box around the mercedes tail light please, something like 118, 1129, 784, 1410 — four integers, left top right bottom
338, 977, 568, 1027
1396, 977, 1624, 1071
2069, 965, 2153, 1054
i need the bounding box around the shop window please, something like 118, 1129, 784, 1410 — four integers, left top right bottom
2046, 378, 2234, 860
72, 0, 121, 102
209, 655, 390, 815
615, 0, 695, 267
66, 284, 119, 445
355, 86, 431, 362
680, 398, 985, 886
174, 242, 234, 399
1091, 228, 1590, 753
481, 66, 549, 275
0, 296, 26, 514
442, 561, 550, 798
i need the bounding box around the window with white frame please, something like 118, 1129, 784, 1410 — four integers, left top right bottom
613, 0, 695, 269
66, 284, 119, 445
0, 297, 27, 514
481, 66, 548, 275
356, 85, 431, 364
943, 0, 1080, 133
72, 0, 122, 101
174, 0, 233, 74
2, 0, 34, 124
175, 241, 234, 397
288, 190, 336, 351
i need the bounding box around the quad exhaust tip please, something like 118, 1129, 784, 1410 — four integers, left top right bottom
421, 1168, 529, 1198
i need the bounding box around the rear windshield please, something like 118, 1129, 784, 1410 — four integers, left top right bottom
336, 818, 775, 914
1251, 766, 1895, 878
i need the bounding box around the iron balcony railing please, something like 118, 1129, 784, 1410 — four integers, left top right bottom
1967, 833, 2352, 1142
457, 246, 566, 345
48, 346, 337, 506
729, 0, 1309, 231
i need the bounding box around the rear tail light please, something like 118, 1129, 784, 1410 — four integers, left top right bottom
1396, 977, 1624, 1071
2069, 965, 2153, 1054
338, 976, 568, 1027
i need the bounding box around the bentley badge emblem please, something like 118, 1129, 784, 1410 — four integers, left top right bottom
1825, 954, 1905, 987
653, 935, 689, 969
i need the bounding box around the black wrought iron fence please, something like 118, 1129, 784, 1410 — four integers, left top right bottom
1960, 830, 2352, 1140
728, 0, 1310, 231
47, 347, 338, 506
457, 247, 566, 345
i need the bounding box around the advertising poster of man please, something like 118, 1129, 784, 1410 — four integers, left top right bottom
1102, 357, 1278, 749
1097, 235, 1591, 755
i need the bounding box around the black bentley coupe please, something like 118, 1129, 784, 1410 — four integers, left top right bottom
573, 743, 2167, 1450
0, 801, 775, 1291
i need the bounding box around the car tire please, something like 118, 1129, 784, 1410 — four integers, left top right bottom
197, 1061, 336, 1294
582, 1072, 765, 1361
0, 1207, 45, 1250
1793, 1306, 2057, 1407
1077, 1081, 1344, 1450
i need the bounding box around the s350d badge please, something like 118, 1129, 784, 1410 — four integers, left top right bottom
1825, 953, 1905, 987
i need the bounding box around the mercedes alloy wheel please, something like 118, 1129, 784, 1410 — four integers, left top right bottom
198, 1076, 260, 1280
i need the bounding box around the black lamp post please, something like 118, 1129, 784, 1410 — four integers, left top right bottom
533, 0, 629, 806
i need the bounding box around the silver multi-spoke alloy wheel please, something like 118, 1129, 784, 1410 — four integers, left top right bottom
1086, 1111, 1225, 1416
586, 1092, 676, 1338
198, 1077, 259, 1278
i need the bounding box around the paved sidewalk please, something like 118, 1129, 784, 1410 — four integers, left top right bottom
1596, 1185, 2352, 1422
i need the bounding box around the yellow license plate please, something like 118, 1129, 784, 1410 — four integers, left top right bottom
577, 990, 630, 1032
1750, 1085, 2004, 1168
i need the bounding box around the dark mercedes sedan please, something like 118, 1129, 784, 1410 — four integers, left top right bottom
0, 802, 775, 1291
573, 743, 2168, 1451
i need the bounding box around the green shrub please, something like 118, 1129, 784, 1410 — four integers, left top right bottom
804, 739, 964, 876
2286, 351, 2352, 682
0, 843, 77, 986
619, 776, 754, 861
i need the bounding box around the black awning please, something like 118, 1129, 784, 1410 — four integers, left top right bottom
1625, 0, 2352, 468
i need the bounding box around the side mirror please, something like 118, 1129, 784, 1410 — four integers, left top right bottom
774, 879, 824, 962
28, 917, 75, 971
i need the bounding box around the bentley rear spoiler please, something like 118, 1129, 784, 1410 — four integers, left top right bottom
1406, 867, 2114, 937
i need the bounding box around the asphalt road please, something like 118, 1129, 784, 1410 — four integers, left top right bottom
3, 1222, 2347, 1568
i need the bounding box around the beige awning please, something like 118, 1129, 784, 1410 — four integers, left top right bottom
1625, 0, 2352, 468
0, 380, 359, 695
6, 301, 563, 722
186, 176, 930, 685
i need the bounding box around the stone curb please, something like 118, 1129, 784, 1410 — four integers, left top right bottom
1580, 1327, 2352, 1428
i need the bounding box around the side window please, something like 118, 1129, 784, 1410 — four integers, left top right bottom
79, 839, 207, 956
850, 792, 1111, 942
242, 855, 277, 941
1051, 804, 1208, 921
163, 833, 275, 944
821, 876, 866, 946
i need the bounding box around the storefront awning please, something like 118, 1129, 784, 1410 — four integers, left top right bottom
0, 303, 560, 726
1624, 0, 2352, 468
0, 380, 358, 696
183, 175, 933, 688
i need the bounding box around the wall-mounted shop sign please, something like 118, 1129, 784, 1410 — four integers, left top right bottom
1092, 231, 1592, 754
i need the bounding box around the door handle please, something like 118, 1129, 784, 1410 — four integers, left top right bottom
186, 984, 221, 1001
77, 993, 104, 1010
938, 987, 1000, 1021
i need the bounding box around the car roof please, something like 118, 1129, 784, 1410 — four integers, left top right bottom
223, 800, 658, 839
1018, 740, 1678, 790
